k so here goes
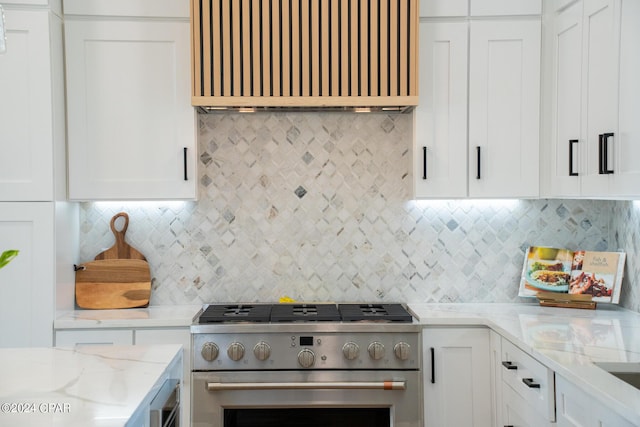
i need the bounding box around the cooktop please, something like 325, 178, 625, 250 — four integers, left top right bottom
197, 303, 413, 324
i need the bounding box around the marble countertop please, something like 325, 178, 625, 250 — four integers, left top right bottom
0, 344, 182, 427
53, 303, 640, 424
54, 305, 202, 329
409, 303, 640, 425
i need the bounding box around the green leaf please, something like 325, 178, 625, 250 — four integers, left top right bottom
0, 250, 19, 269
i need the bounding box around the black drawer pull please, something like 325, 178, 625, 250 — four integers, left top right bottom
476, 146, 481, 179
501, 361, 517, 370
522, 378, 540, 388
430, 347, 435, 384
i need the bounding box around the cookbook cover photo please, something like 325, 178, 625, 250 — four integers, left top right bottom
519, 246, 626, 303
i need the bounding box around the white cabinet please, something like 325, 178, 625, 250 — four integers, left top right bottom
556, 374, 636, 427
0, 203, 55, 347
0, 8, 60, 201
64, 0, 197, 201
496, 337, 556, 426
543, 0, 640, 198
414, 2, 541, 198
422, 327, 492, 426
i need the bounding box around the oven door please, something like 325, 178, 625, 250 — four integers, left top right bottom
192, 370, 421, 427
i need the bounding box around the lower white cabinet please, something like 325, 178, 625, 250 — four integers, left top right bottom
494, 335, 555, 426
422, 327, 492, 426
555, 375, 636, 427
55, 327, 191, 427
0, 203, 55, 347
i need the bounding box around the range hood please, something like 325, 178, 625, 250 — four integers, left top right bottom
191, 0, 419, 113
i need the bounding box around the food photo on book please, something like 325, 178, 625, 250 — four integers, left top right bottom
519, 246, 626, 304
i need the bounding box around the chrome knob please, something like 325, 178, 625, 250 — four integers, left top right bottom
227, 342, 245, 361
342, 342, 360, 360
253, 341, 271, 361
201, 342, 219, 361
394, 342, 411, 361
368, 342, 385, 360
298, 349, 315, 368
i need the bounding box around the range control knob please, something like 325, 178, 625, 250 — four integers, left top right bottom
342, 342, 360, 360
201, 342, 219, 361
298, 349, 316, 368
227, 342, 245, 361
394, 342, 411, 360
253, 341, 271, 361
368, 342, 385, 360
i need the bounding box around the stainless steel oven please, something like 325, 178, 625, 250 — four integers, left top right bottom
191, 304, 422, 427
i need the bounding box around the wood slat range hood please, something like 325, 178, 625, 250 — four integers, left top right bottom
191, 0, 419, 113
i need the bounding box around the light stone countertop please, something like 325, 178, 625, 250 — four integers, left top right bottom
408, 303, 640, 426
0, 344, 182, 427
53, 303, 640, 424
54, 305, 202, 329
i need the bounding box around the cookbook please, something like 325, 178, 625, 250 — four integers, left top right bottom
519, 246, 626, 303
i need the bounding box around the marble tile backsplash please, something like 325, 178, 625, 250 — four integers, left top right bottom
79, 113, 628, 307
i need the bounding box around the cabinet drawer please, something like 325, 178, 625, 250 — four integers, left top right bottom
55, 329, 133, 347
500, 339, 555, 422
503, 382, 553, 427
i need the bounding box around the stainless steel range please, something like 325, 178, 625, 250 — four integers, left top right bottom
191, 303, 422, 427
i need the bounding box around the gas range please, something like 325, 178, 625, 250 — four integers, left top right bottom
191, 303, 421, 371
191, 303, 423, 427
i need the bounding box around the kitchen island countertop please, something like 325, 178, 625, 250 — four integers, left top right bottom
409, 303, 640, 425
0, 344, 182, 427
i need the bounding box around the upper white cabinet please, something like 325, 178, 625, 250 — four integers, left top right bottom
0, 8, 61, 201
64, 0, 197, 200
544, 0, 640, 199
422, 327, 492, 426
414, 1, 541, 199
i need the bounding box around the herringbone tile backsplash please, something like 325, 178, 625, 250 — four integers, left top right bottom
79, 113, 629, 307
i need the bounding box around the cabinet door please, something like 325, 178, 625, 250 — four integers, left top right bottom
414, 21, 468, 198
65, 18, 196, 200
0, 10, 54, 201
547, 0, 583, 197
468, 19, 541, 198
0, 203, 54, 347
579, 0, 617, 196
556, 375, 636, 427
423, 327, 492, 427
611, 0, 640, 196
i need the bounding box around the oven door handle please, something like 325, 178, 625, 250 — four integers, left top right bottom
207, 381, 406, 391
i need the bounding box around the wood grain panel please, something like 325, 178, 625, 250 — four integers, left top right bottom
191, 0, 419, 106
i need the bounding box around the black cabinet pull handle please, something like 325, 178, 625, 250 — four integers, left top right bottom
430, 347, 435, 384
501, 361, 517, 370
522, 378, 540, 388
602, 132, 614, 174
569, 139, 579, 176
183, 147, 188, 181
422, 146, 427, 180
476, 146, 481, 179
598, 134, 604, 174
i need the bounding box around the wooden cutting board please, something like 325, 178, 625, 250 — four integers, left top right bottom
94, 212, 146, 261
75, 259, 151, 309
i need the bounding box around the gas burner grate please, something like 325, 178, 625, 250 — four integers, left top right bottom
338, 304, 413, 323
199, 304, 272, 323
271, 304, 342, 322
